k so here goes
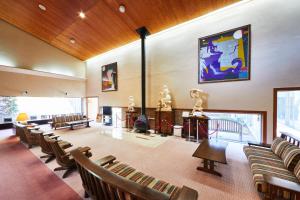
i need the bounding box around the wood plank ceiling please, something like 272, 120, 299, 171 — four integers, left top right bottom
0, 0, 239, 60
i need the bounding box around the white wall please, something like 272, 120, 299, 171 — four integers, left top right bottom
86, 0, 300, 142
0, 67, 85, 97
0, 20, 85, 78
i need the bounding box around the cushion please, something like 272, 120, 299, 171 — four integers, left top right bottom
103, 161, 180, 198
294, 161, 300, 182
282, 144, 300, 171
251, 159, 298, 183
271, 137, 290, 157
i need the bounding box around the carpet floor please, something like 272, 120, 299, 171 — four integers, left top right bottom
0, 136, 82, 200
28, 125, 262, 200
0, 125, 262, 200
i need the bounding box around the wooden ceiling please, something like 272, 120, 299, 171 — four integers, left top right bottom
0, 0, 239, 60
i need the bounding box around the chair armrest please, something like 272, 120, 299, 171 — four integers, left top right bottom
78, 146, 91, 153
248, 142, 271, 148
172, 186, 198, 200
49, 135, 59, 140
65, 147, 91, 158
97, 155, 116, 166
43, 132, 54, 136
58, 141, 72, 149
263, 175, 300, 192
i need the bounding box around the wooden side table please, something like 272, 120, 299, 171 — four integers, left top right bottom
155, 110, 174, 136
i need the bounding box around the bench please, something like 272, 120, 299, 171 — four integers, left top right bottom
209, 118, 243, 142
65, 119, 93, 130
50, 114, 85, 129
244, 132, 300, 199
71, 149, 198, 200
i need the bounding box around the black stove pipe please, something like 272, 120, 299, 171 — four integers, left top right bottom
136, 27, 150, 115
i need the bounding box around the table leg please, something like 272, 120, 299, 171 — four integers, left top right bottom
197, 159, 222, 177
70, 124, 74, 130
86, 121, 90, 128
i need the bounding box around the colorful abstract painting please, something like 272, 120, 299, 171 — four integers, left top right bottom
198, 25, 251, 83
102, 62, 118, 92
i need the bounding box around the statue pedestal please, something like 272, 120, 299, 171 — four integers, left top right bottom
125, 111, 138, 129
182, 115, 209, 142
155, 110, 174, 136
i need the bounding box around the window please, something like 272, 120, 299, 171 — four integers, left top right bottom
0, 96, 82, 123
204, 111, 262, 143
275, 89, 300, 137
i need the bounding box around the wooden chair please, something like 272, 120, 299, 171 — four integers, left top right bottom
19, 126, 39, 148
39, 133, 72, 163
45, 136, 92, 178
15, 124, 28, 145
71, 149, 198, 200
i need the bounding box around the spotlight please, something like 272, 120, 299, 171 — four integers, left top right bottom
70, 38, 76, 44
79, 11, 86, 19
119, 5, 126, 13
38, 4, 46, 11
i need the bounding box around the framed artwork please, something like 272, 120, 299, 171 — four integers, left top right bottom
102, 62, 118, 92
198, 25, 251, 83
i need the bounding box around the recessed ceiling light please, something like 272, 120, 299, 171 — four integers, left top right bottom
119, 5, 126, 13
79, 11, 86, 19
70, 38, 76, 44
38, 4, 46, 11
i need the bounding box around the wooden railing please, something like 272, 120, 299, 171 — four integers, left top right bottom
209, 119, 243, 142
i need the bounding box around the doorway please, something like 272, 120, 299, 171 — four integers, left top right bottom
274, 88, 300, 138
112, 107, 122, 128
86, 97, 99, 121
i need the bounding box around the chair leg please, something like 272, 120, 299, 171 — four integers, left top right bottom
54, 166, 65, 171
44, 155, 55, 163
84, 191, 89, 198
40, 155, 49, 158
62, 167, 76, 179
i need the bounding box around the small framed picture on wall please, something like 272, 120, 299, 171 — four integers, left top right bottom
101, 62, 118, 92
198, 25, 251, 84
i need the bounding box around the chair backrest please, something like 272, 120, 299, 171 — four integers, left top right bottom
45, 136, 73, 167
71, 149, 170, 200
15, 124, 28, 143
39, 134, 53, 154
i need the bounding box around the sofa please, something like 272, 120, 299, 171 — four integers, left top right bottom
71, 149, 198, 200
244, 132, 300, 198
50, 114, 84, 129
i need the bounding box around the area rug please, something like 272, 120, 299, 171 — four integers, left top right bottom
28, 124, 261, 200
0, 136, 82, 200
53, 125, 169, 148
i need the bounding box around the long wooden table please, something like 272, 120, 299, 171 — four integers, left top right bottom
192, 139, 228, 177
66, 120, 93, 130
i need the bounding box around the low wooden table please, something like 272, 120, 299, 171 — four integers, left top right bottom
66, 120, 93, 130
192, 139, 228, 177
